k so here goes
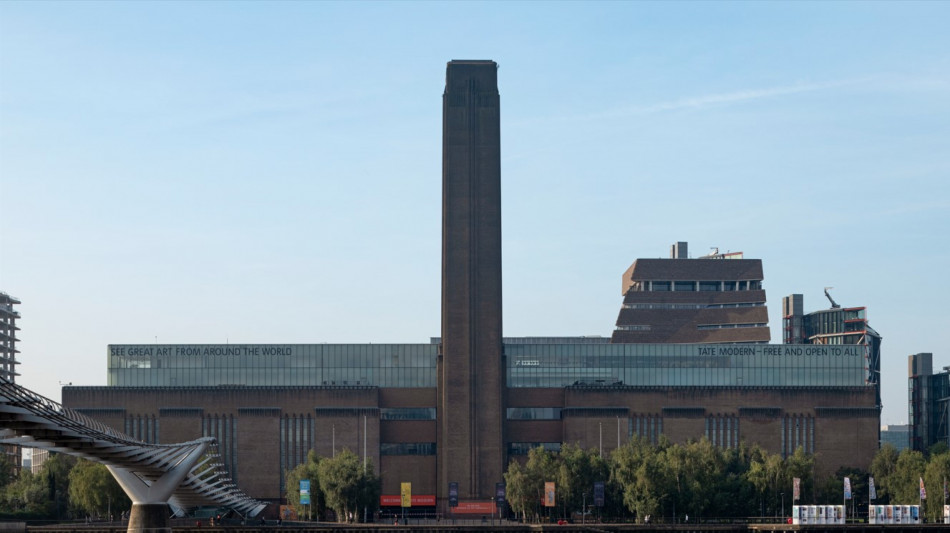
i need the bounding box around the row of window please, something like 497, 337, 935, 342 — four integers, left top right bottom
616, 325, 651, 331
507, 407, 562, 420
380, 442, 436, 456
508, 442, 562, 455
696, 323, 768, 330
632, 280, 763, 292
706, 416, 739, 449
623, 302, 765, 310
781, 415, 815, 456
380, 408, 437, 420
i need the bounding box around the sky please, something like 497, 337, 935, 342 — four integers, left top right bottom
1, 1, 948, 426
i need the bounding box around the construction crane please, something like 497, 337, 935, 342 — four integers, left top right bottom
824, 287, 841, 309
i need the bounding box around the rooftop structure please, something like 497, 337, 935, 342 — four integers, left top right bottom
612, 242, 770, 343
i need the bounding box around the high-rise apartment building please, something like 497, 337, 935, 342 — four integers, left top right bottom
612, 243, 770, 343
0, 292, 20, 382
0, 292, 22, 470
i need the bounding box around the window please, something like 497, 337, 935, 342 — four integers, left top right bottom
699, 281, 720, 291
651, 281, 670, 291
674, 281, 696, 291
616, 325, 651, 332
506, 407, 562, 420
380, 408, 436, 420
380, 442, 436, 455
507, 442, 561, 455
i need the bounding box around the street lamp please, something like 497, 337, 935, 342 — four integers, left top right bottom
781, 492, 785, 519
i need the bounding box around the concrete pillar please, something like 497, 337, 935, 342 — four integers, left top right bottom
127, 503, 170, 533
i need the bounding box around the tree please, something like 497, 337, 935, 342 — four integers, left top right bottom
610, 436, 670, 521
504, 446, 558, 521
927, 442, 949, 458
316, 449, 379, 523
890, 449, 926, 504
2, 469, 48, 515
285, 450, 323, 520
503, 460, 531, 521
0, 454, 14, 493
556, 444, 608, 520
922, 450, 950, 522
42, 453, 77, 519
67, 460, 129, 518
784, 446, 815, 506
746, 448, 786, 517
870, 443, 899, 503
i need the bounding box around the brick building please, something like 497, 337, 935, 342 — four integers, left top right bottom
61, 61, 881, 514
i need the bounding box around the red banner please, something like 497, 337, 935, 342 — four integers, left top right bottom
380, 494, 436, 506
452, 501, 496, 514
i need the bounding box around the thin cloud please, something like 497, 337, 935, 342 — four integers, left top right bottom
593, 78, 871, 120
509, 77, 871, 130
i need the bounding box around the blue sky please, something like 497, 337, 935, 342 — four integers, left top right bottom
1, 1, 947, 425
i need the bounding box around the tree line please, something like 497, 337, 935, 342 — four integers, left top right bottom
504, 438, 950, 523
3, 439, 948, 523
0, 454, 129, 520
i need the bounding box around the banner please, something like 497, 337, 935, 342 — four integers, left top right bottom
844, 477, 852, 500
920, 477, 927, 500
544, 482, 555, 507
448, 482, 459, 508
380, 494, 435, 507
793, 477, 800, 501
279, 505, 298, 520
593, 481, 605, 507
300, 479, 311, 505
495, 482, 506, 508
869, 477, 876, 500
401, 482, 412, 507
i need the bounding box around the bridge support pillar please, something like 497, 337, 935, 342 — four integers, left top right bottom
128, 503, 171, 533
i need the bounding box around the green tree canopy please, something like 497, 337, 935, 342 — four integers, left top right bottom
870, 443, 900, 503
316, 448, 379, 523
67, 459, 129, 518
285, 450, 323, 519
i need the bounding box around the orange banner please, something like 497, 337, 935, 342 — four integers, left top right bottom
544, 481, 555, 507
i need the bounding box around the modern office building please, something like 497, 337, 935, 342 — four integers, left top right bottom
880, 424, 910, 451
0, 291, 22, 470
611, 243, 770, 344
908, 353, 949, 452
61, 61, 882, 514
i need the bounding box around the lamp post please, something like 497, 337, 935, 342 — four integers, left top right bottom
582, 492, 586, 525
781, 492, 785, 520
